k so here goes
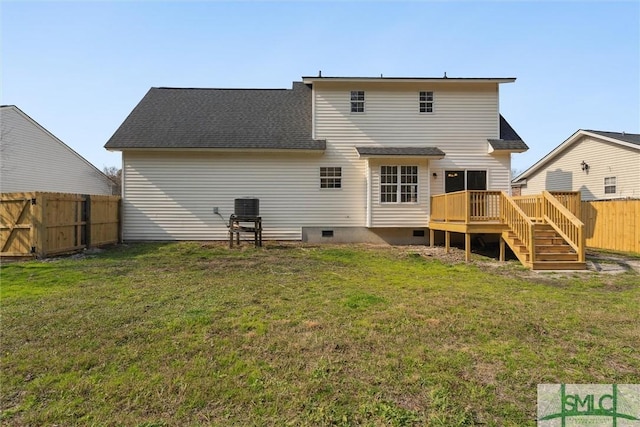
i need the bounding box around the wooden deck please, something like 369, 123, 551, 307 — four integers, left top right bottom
429, 191, 586, 270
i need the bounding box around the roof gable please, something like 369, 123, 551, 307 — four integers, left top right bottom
105, 82, 325, 151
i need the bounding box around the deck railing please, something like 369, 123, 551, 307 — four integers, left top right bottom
512, 195, 542, 221
500, 192, 535, 263
431, 190, 502, 223
541, 191, 585, 261
512, 191, 581, 221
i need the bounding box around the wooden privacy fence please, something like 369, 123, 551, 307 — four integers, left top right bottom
581, 199, 640, 253
1, 192, 120, 258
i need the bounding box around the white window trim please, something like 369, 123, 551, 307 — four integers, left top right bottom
604, 176, 617, 195
320, 166, 342, 190
350, 90, 365, 114
419, 91, 434, 114
379, 165, 419, 204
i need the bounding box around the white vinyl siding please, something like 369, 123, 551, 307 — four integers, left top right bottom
0, 106, 114, 195
520, 135, 640, 200
121, 151, 365, 241
313, 81, 511, 225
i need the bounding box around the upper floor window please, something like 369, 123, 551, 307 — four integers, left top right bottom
604, 176, 616, 194
419, 91, 434, 113
320, 167, 342, 189
380, 165, 418, 203
350, 91, 365, 113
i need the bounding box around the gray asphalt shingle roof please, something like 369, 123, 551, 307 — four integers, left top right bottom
586, 130, 640, 146
487, 115, 529, 151
104, 82, 325, 151
355, 146, 446, 157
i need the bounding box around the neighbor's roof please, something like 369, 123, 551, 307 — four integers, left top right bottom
513, 129, 640, 182
355, 146, 446, 158
487, 116, 529, 153
585, 130, 640, 146
105, 82, 325, 151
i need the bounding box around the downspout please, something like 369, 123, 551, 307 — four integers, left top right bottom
366, 159, 372, 227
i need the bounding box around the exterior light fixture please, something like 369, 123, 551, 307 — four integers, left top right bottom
581, 161, 590, 172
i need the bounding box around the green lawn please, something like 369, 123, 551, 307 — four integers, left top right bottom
1, 242, 638, 426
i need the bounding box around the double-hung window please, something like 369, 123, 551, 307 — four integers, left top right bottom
380, 166, 418, 203
604, 176, 616, 194
419, 91, 434, 113
350, 91, 365, 113
320, 167, 342, 189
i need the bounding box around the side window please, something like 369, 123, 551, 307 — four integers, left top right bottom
604, 176, 616, 194
320, 167, 342, 189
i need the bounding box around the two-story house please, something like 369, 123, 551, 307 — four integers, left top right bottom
105, 75, 528, 244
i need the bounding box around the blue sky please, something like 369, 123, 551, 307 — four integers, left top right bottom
2, 1, 638, 174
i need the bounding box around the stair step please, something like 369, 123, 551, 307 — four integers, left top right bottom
534, 238, 567, 245
535, 253, 579, 261
535, 244, 574, 253
531, 261, 587, 271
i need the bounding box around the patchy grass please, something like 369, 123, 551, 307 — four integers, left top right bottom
1, 242, 639, 426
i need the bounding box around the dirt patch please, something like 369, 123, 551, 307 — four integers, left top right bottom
401, 244, 640, 279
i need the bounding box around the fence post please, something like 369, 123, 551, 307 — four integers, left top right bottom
31, 192, 45, 258
84, 194, 92, 248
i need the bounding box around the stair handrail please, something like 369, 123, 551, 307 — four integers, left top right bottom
500, 192, 536, 264
541, 191, 585, 262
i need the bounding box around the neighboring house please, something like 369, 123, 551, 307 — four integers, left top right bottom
105, 75, 527, 243
512, 130, 640, 200
1, 105, 116, 195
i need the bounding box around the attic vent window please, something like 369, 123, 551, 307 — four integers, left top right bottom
419, 91, 434, 113
350, 91, 365, 113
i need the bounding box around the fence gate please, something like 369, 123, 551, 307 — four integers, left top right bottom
0, 193, 36, 256
2, 192, 121, 259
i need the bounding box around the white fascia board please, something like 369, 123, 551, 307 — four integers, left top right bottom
110, 147, 326, 154
302, 77, 516, 85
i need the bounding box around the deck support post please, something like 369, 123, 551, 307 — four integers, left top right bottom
465, 233, 471, 262
444, 231, 450, 253
499, 237, 505, 262
429, 229, 434, 248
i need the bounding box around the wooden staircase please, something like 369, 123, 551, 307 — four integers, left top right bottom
429, 190, 586, 270
502, 224, 586, 270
